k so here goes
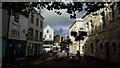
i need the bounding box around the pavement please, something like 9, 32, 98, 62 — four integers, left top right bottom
2, 54, 120, 68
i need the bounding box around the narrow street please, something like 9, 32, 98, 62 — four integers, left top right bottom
1, 2, 120, 68
3, 54, 120, 68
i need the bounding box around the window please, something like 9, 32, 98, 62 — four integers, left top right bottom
80, 28, 84, 30
82, 46, 84, 52
40, 21, 43, 28
11, 27, 19, 37
101, 11, 106, 29
111, 5, 115, 19
100, 43, 103, 50
49, 35, 51, 38
44, 35, 46, 38
47, 30, 49, 33
36, 18, 39, 26
11, 28, 15, 35
18, 30, 20, 36
84, 44, 86, 51
39, 32, 43, 41
90, 20, 92, 23
14, 13, 19, 22
112, 43, 117, 52
31, 14, 34, 24
35, 30, 38, 40
29, 27, 34, 39
75, 27, 78, 32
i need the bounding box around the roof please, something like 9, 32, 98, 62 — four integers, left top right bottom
69, 18, 83, 29
81, 11, 88, 19
44, 25, 54, 30
32, 7, 44, 19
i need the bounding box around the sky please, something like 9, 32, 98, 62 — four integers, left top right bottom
41, 3, 86, 36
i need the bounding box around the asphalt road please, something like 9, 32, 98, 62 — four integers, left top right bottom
5, 55, 120, 68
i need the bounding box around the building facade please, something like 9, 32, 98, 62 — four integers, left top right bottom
26, 8, 44, 56
69, 18, 87, 55
0, 5, 2, 61
7, 12, 28, 59
2, 9, 9, 59
83, 3, 120, 63
53, 35, 64, 51
43, 25, 54, 52
2, 7, 44, 59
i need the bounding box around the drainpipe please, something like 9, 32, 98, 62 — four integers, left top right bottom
6, 10, 11, 60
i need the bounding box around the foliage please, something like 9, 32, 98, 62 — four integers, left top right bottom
2, 2, 120, 18
32, 2, 83, 19
2, 2, 30, 17
74, 31, 87, 41
71, 31, 77, 37
75, 36, 84, 41
62, 38, 72, 45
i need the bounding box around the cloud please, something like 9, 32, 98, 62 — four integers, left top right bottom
41, 4, 86, 35
41, 8, 74, 25
41, 9, 73, 27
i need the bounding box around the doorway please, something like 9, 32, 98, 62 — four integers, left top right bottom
105, 42, 109, 60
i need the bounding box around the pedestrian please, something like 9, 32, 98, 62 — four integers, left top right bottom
67, 51, 69, 57
76, 50, 81, 64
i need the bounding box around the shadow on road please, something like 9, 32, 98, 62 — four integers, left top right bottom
2, 55, 120, 68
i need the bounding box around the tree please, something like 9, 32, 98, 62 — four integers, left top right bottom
2, 2, 120, 18
2, 2, 31, 17
2, 2, 83, 18
75, 31, 87, 41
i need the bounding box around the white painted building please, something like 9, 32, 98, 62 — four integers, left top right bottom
69, 18, 87, 55
43, 25, 54, 52
7, 12, 29, 58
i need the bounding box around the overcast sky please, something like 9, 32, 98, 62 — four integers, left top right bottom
41, 3, 86, 32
